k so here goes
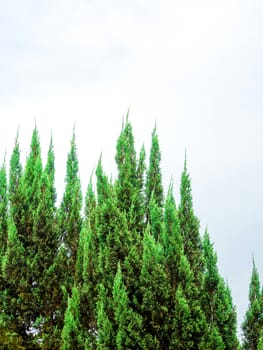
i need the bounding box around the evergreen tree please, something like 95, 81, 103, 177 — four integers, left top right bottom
75, 222, 98, 348
33, 138, 62, 348
242, 260, 263, 350
138, 228, 171, 349
1, 217, 28, 346
0, 161, 8, 319
161, 183, 183, 292
0, 161, 8, 257
202, 231, 239, 349
96, 282, 115, 349
145, 126, 164, 222
178, 157, 204, 286
8, 132, 23, 228
113, 263, 143, 349
96, 158, 132, 288
44, 135, 57, 205
59, 128, 82, 291
171, 253, 207, 349
177, 159, 207, 348
61, 286, 84, 350
115, 115, 145, 233
3, 127, 44, 347
258, 330, 263, 350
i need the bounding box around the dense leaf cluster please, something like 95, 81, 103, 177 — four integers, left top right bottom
0, 117, 257, 349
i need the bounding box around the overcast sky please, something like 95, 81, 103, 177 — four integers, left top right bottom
1, 0, 263, 335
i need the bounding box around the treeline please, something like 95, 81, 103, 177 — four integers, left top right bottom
0, 117, 261, 349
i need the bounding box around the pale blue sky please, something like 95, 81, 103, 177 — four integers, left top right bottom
1, 0, 263, 335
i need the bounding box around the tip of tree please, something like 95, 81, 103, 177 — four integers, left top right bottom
184, 149, 188, 172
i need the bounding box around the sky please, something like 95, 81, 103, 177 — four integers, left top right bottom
1, 0, 263, 335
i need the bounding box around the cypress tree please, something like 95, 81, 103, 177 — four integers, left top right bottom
96, 282, 115, 349
1, 217, 28, 346
171, 253, 206, 349
242, 260, 263, 350
177, 159, 207, 347
258, 330, 263, 350
0, 161, 8, 257
96, 158, 132, 287
58, 128, 82, 291
0, 133, 25, 348
113, 263, 143, 349
145, 126, 164, 222
74, 222, 98, 348
138, 228, 171, 349
8, 132, 23, 229
115, 115, 145, 233
161, 183, 183, 292
61, 286, 84, 350
0, 161, 8, 319
221, 283, 239, 349
33, 137, 62, 348
3, 127, 44, 347
178, 158, 204, 286
202, 231, 239, 349
95, 158, 130, 348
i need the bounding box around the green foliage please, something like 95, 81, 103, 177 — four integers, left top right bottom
61, 286, 84, 350
96, 283, 115, 349
0, 162, 8, 256
258, 330, 263, 350
203, 231, 239, 349
0, 119, 243, 349
113, 263, 143, 349
242, 260, 263, 350
115, 115, 145, 233
59, 129, 82, 289
138, 229, 171, 349
161, 183, 183, 291
178, 158, 204, 286
146, 126, 164, 214
2, 217, 28, 343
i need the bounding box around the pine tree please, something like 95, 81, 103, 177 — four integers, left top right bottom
242, 260, 263, 350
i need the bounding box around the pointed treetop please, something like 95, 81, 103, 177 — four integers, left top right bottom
65, 128, 79, 184
184, 149, 188, 172
126, 108, 130, 123
180, 154, 193, 213
249, 258, 261, 303
167, 178, 174, 195
146, 124, 164, 208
